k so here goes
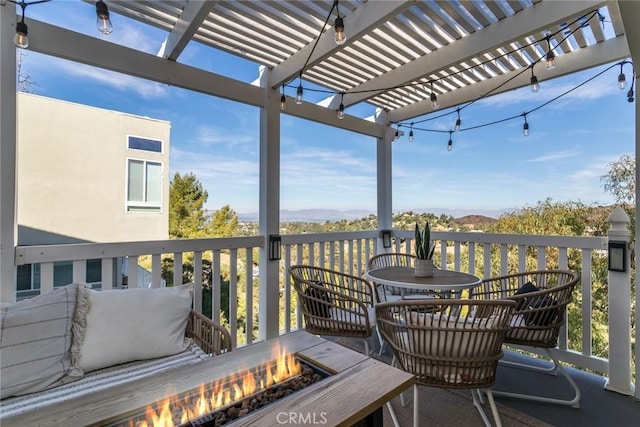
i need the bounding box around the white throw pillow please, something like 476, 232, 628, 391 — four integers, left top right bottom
73, 284, 193, 373
0, 283, 79, 399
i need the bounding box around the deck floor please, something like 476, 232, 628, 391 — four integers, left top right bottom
337, 336, 639, 426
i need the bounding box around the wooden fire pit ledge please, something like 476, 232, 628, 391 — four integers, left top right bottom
5, 330, 414, 427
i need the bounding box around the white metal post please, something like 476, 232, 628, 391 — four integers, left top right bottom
0, 1, 18, 302
605, 207, 633, 396
375, 109, 393, 254
258, 66, 281, 341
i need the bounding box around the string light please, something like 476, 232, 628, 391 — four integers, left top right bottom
618, 63, 626, 90
333, 1, 346, 45
628, 73, 635, 103
430, 81, 439, 110
280, 84, 286, 111
295, 74, 303, 104
530, 66, 540, 93
282, 7, 629, 145
545, 35, 556, 70
523, 113, 529, 137
447, 131, 453, 151
96, 0, 113, 35
9, 0, 53, 49
284, 8, 601, 117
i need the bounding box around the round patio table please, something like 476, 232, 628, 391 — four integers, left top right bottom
365, 266, 481, 295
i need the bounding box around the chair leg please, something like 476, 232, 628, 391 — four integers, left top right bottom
361, 337, 371, 356
413, 383, 419, 427
375, 327, 387, 356
472, 389, 502, 427
385, 401, 401, 427
390, 356, 408, 408
485, 389, 503, 427
493, 348, 581, 408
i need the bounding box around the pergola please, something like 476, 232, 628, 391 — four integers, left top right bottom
0, 0, 638, 318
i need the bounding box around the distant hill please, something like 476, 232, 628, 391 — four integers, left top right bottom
450, 215, 497, 228
237, 208, 513, 222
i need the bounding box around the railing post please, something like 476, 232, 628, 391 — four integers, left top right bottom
605, 206, 634, 395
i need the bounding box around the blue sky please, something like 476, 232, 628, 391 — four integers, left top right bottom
21, 2, 635, 216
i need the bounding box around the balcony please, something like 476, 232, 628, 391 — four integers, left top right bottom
5, 225, 638, 424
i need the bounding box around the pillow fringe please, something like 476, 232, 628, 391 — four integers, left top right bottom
68, 284, 90, 378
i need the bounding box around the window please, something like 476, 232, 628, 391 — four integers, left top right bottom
127, 159, 162, 212
128, 136, 162, 153
16, 260, 102, 299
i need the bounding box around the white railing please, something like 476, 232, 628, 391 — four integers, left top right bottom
14, 229, 623, 384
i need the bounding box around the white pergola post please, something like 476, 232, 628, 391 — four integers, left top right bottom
258, 66, 281, 341
616, 0, 640, 400
0, 2, 18, 303
604, 207, 633, 395
375, 109, 393, 253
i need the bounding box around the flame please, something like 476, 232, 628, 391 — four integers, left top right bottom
132, 344, 301, 426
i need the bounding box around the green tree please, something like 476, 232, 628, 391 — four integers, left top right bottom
601, 154, 635, 207
169, 172, 211, 238
211, 205, 239, 237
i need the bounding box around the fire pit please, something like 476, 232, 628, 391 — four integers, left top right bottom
3, 331, 414, 427
104, 349, 330, 427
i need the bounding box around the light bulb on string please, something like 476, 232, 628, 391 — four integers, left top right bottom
447, 131, 453, 151
523, 114, 530, 137
11, 0, 33, 49
454, 109, 461, 131
337, 94, 345, 119
545, 36, 556, 70
530, 66, 540, 93
394, 127, 399, 141
295, 75, 303, 104
96, 0, 113, 35
334, 18, 346, 45
334, 1, 346, 45
618, 63, 626, 90
430, 81, 439, 110
14, 20, 28, 49
409, 123, 414, 142
280, 85, 286, 111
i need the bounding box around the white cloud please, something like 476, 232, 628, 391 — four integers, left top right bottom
27, 54, 168, 99
526, 148, 581, 163
195, 125, 255, 147
478, 72, 619, 107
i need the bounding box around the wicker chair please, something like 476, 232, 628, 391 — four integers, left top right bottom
289, 265, 379, 355
367, 253, 439, 301
469, 270, 581, 408
376, 299, 516, 427
186, 310, 233, 355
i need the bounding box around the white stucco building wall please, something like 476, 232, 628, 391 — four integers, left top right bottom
17, 92, 170, 244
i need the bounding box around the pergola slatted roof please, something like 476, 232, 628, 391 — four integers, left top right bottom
23, 0, 633, 128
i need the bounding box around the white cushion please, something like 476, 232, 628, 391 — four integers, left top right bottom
0, 283, 79, 399
73, 284, 193, 373
0, 342, 207, 419
329, 306, 376, 330
508, 314, 549, 342
408, 312, 498, 357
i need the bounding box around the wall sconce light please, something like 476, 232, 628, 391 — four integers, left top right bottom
381, 230, 392, 248
269, 235, 282, 261
608, 241, 627, 272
